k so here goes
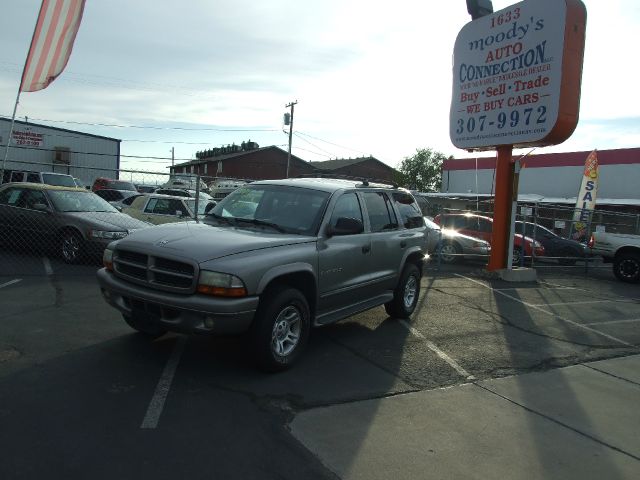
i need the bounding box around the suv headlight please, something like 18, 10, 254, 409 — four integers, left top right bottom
197, 270, 247, 297
90, 230, 128, 240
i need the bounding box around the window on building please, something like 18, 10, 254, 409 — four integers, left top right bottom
53, 147, 71, 165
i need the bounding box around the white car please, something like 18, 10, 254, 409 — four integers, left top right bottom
122, 193, 214, 225
424, 217, 490, 263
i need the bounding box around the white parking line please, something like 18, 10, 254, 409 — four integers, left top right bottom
42, 257, 53, 276
584, 318, 640, 326
399, 319, 475, 381
455, 274, 633, 347
529, 299, 639, 307
141, 336, 187, 429
0, 279, 22, 289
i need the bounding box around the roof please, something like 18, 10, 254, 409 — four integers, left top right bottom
416, 191, 640, 207
0, 116, 121, 143
444, 147, 640, 171
311, 156, 396, 172
251, 177, 401, 193
0, 182, 85, 192
173, 145, 308, 168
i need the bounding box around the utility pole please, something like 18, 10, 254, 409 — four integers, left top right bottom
285, 100, 297, 178
171, 147, 175, 171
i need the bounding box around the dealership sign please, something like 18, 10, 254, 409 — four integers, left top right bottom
12, 129, 44, 147
450, 0, 586, 151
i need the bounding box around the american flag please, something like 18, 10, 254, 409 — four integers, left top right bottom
20, 0, 86, 92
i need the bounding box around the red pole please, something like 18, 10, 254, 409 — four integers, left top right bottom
487, 145, 514, 271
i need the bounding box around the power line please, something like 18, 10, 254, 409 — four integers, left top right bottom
296, 131, 368, 156
293, 132, 335, 157
1, 115, 279, 132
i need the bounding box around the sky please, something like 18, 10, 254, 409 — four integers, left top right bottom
1, 0, 639, 173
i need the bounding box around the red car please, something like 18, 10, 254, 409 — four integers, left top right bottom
92, 177, 137, 192
433, 213, 545, 264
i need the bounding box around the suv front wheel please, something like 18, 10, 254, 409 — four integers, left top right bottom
385, 263, 421, 318
251, 286, 311, 372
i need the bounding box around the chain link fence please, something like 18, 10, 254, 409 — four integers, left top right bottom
0, 164, 250, 276
416, 195, 639, 274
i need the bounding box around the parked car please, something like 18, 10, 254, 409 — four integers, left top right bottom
0, 183, 150, 263
92, 177, 138, 192
588, 231, 640, 283
135, 184, 158, 193
208, 178, 249, 201
94, 188, 143, 210
97, 177, 427, 371
434, 212, 545, 265
154, 188, 214, 202
514, 221, 587, 265
122, 193, 215, 225
161, 174, 209, 193
424, 217, 490, 263
1, 169, 77, 187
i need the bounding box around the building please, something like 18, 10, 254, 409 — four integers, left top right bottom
310, 156, 398, 184
171, 142, 400, 185
170, 142, 317, 181
0, 117, 120, 186
442, 148, 640, 202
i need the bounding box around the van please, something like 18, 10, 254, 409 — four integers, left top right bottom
1, 169, 77, 188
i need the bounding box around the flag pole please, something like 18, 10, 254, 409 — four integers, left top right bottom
1, 88, 23, 183
1, 0, 45, 183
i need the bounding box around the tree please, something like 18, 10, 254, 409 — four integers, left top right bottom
397, 148, 448, 192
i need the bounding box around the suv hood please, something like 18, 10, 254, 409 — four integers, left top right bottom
114, 221, 315, 263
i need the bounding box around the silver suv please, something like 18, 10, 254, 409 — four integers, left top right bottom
97, 177, 427, 371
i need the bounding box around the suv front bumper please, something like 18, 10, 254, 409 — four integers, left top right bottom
97, 268, 259, 335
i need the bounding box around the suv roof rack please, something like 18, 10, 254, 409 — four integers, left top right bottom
296, 173, 399, 189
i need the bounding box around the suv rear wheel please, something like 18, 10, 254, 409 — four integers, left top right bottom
385, 263, 421, 318
251, 286, 310, 372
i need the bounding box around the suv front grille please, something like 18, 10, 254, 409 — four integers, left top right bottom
113, 248, 196, 293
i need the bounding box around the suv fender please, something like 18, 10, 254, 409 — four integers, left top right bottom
256, 262, 317, 295
400, 247, 425, 277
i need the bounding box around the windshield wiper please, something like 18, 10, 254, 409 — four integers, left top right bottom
206, 212, 237, 226
233, 217, 286, 233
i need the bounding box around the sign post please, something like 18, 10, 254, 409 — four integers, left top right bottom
450, 0, 587, 271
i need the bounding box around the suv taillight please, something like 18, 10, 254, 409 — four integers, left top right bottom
587, 234, 594, 249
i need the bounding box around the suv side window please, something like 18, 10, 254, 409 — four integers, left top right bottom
329, 192, 363, 230
392, 192, 424, 229
362, 192, 397, 232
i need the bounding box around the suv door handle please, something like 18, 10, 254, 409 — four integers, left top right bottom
362, 245, 371, 254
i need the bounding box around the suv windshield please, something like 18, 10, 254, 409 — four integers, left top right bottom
208, 184, 330, 235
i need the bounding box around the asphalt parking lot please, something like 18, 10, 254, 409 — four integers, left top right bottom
1, 251, 639, 479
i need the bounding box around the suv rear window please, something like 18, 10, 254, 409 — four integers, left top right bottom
392, 192, 423, 229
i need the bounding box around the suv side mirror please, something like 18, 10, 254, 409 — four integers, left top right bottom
204, 201, 216, 214
327, 217, 364, 237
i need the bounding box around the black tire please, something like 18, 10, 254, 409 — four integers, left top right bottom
251, 286, 311, 372
613, 253, 640, 283
558, 248, 577, 266
122, 313, 167, 338
439, 241, 461, 264
385, 263, 421, 319
60, 230, 84, 264
512, 248, 525, 267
